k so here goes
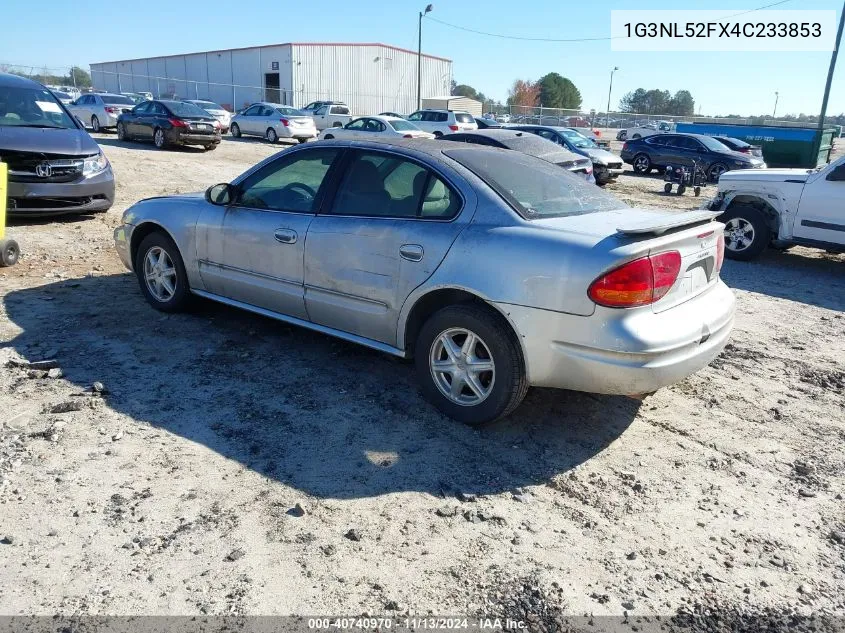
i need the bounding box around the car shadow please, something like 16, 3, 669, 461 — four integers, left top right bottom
223, 136, 304, 147
6, 212, 104, 227
720, 249, 844, 311
2, 274, 640, 500
94, 137, 210, 154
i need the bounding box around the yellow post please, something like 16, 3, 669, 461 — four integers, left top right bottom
0, 162, 6, 240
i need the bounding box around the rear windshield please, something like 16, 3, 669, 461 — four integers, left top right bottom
721, 136, 749, 148
196, 101, 225, 110
697, 135, 732, 151
445, 148, 626, 219
166, 101, 211, 117
102, 95, 136, 105
455, 113, 474, 123
277, 107, 306, 116
387, 118, 418, 131
0, 85, 77, 129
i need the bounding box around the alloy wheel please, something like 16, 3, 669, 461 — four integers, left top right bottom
143, 246, 177, 302
634, 155, 650, 172
429, 328, 496, 406
724, 217, 755, 252
154, 129, 165, 148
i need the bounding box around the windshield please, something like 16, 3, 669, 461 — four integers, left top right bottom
560, 129, 597, 149
0, 85, 77, 129
195, 101, 225, 111
102, 95, 136, 105
166, 101, 211, 117
387, 119, 418, 131
445, 148, 627, 219
698, 135, 732, 151
277, 107, 306, 116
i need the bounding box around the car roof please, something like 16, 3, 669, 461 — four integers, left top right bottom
448, 129, 531, 140
0, 72, 44, 88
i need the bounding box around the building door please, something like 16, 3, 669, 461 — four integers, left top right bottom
264, 73, 280, 103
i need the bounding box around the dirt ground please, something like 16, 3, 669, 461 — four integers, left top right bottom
1, 133, 844, 625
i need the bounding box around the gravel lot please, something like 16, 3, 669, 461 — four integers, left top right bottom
1, 134, 844, 624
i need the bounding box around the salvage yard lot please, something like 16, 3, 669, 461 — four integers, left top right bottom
1, 135, 844, 621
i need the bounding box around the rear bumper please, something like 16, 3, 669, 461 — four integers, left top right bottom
594, 165, 624, 181
497, 280, 736, 395
167, 130, 221, 146
6, 167, 115, 216
278, 125, 317, 140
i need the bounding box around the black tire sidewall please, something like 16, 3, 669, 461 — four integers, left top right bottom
709, 162, 727, 182
117, 122, 126, 140
91, 116, 100, 132
718, 205, 770, 261
1, 239, 20, 267
633, 153, 651, 173
414, 305, 525, 426
134, 232, 190, 312
231, 123, 240, 138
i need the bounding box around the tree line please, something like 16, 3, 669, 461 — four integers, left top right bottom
618, 88, 695, 116
0, 65, 92, 88
452, 73, 583, 111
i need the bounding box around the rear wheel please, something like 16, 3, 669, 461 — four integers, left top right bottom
719, 205, 770, 261
230, 123, 241, 138
91, 115, 101, 133
632, 153, 651, 174
0, 239, 20, 267
134, 232, 191, 312
205, 143, 218, 151
708, 162, 728, 182
266, 128, 278, 143
663, 183, 672, 193
415, 304, 528, 426
323, 134, 334, 140
153, 128, 167, 149
433, 131, 443, 138
677, 185, 686, 195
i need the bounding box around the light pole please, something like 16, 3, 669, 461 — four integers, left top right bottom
417, 4, 433, 111
773, 91, 779, 118
814, 0, 845, 155
606, 66, 619, 127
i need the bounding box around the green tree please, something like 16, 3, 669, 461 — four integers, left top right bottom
68, 66, 92, 88
668, 90, 694, 116
452, 84, 479, 99
537, 72, 582, 109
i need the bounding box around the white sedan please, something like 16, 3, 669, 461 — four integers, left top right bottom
318, 116, 434, 140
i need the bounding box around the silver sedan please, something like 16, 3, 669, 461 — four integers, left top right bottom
114, 139, 735, 425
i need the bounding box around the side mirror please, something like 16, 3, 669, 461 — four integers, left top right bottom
826, 164, 845, 181
206, 183, 236, 205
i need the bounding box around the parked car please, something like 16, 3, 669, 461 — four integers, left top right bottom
311, 103, 353, 131
620, 133, 767, 182
406, 109, 477, 137
121, 92, 148, 105
572, 127, 611, 150
318, 115, 433, 140
49, 89, 74, 105
707, 154, 845, 260
68, 92, 136, 132
512, 125, 624, 186
302, 100, 345, 114
474, 117, 503, 129
0, 72, 114, 216
114, 139, 734, 424
379, 112, 405, 119
707, 136, 763, 158
230, 103, 317, 143
441, 129, 594, 182
499, 114, 511, 123
116, 100, 221, 150
624, 120, 673, 140
184, 99, 232, 133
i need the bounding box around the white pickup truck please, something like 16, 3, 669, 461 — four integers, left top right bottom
708, 154, 845, 260
312, 104, 353, 131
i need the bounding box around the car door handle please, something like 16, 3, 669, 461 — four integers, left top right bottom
399, 244, 424, 262
274, 228, 298, 244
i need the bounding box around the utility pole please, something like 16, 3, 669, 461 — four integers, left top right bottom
815, 0, 845, 160
773, 91, 779, 118
417, 4, 433, 111
606, 66, 618, 127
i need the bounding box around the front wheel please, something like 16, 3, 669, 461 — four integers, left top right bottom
134, 232, 191, 312
415, 304, 528, 426
719, 205, 770, 261
708, 162, 728, 182
323, 134, 334, 140
632, 153, 651, 174
297, 138, 308, 144
230, 123, 241, 138
664, 183, 672, 193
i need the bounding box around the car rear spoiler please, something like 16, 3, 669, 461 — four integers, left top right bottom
617, 210, 719, 235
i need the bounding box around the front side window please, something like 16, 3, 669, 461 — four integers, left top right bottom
133, 102, 152, 114
314, 106, 327, 115
445, 148, 626, 220
236, 148, 339, 213
243, 105, 261, 116
329, 151, 460, 219
0, 84, 77, 129
345, 118, 367, 130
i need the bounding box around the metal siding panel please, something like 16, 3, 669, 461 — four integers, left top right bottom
231, 49, 262, 110
184, 54, 210, 100
206, 51, 234, 110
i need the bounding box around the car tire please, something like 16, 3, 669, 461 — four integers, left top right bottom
153, 128, 167, 149
134, 232, 191, 312
677, 185, 686, 195
718, 205, 770, 261
266, 128, 278, 143
415, 304, 528, 426
632, 133, 641, 139
297, 138, 308, 144
664, 183, 672, 193
433, 131, 443, 138
205, 143, 218, 151
323, 134, 334, 140
230, 123, 241, 138
0, 238, 20, 267
117, 122, 129, 141
708, 162, 728, 182
91, 115, 101, 133
632, 153, 652, 174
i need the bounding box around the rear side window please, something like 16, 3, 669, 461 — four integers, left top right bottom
455, 113, 474, 124
436, 112, 448, 122
331, 106, 350, 115
445, 148, 626, 219
329, 151, 460, 219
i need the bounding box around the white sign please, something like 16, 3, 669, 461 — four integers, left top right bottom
35, 101, 62, 113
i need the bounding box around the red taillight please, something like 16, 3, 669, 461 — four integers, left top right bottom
738, 147, 750, 153
715, 233, 725, 273
588, 252, 681, 308
448, 125, 459, 131
622, 142, 628, 151
280, 118, 289, 127
105, 106, 119, 114
168, 118, 188, 128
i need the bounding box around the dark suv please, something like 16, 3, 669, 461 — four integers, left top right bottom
0, 73, 115, 216
620, 133, 766, 182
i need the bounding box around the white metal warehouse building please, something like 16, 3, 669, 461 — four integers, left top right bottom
89, 42, 452, 115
